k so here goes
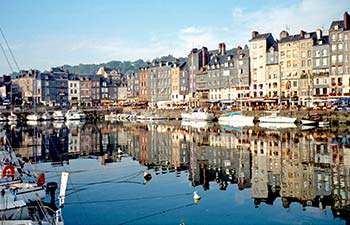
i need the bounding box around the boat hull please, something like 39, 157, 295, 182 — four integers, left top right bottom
259, 115, 296, 124
181, 112, 215, 121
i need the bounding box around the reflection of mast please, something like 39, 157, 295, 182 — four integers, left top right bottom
238, 127, 244, 190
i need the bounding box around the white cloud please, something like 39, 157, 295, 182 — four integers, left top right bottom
231, 0, 348, 41
1, 0, 347, 74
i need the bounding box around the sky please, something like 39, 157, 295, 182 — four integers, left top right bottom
0, 0, 348, 75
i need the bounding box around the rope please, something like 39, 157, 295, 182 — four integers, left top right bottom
0, 41, 14, 73
119, 202, 195, 225
0, 27, 20, 72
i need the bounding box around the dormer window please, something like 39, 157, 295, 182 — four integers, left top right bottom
334, 25, 339, 30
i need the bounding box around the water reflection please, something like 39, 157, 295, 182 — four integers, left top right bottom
3, 121, 350, 222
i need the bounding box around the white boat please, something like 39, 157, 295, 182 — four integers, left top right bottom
219, 119, 255, 128
258, 122, 297, 129
318, 121, 330, 127
181, 109, 215, 121
181, 120, 213, 129
65, 109, 86, 120
26, 114, 40, 121
0, 172, 69, 225
0, 191, 29, 220
218, 111, 255, 124
136, 112, 168, 121
259, 112, 296, 124
52, 111, 65, 120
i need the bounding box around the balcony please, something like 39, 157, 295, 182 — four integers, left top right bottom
331, 83, 336, 86
338, 82, 343, 86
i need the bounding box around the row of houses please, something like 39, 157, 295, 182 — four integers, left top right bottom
0, 67, 128, 106
127, 11, 350, 109
1, 11, 349, 109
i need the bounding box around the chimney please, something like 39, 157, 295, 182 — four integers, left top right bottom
344, 11, 350, 30
237, 46, 242, 54
300, 30, 306, 38
316, 29, 322, 40
218, 43, 226, 55
252, 31, 259, 38
201, 47, 208, 67
279, 30, 289, 39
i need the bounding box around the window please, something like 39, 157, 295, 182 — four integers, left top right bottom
338, 44, 343, 51
307, 60, 311, 67
331, 34, 336, 40
331, 55, 337, 63
338, 55, 343, 62
301, 51, 306, 58
307, 50, 311, 57
293, 81, 298, 87
315, 59, 320, 66
323, 49, 328, 56
315, 50, 321, 57
280, 51, 285, 57
322, 58, 328, 66
338, 33, 343, 40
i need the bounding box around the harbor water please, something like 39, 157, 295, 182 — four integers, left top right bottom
4, 120, 349, 225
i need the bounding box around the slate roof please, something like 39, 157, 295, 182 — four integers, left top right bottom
329, 20, 345, 31
250, 33, 272, 41
279, 32, 316, 43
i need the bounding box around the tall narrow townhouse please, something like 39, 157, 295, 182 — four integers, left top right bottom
265, 43, 280, 107
171, 61, 188, 105
249, 32, 276, 100
148, 60, 173, 109
187, 47, 209, 106
207, 43, 233, 102
278, 30, 316, 107
138, 65, 149, 103
312, 29, 329, 103
329, 12, 350, 97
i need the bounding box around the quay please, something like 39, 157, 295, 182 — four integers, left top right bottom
2, 106, 349, 125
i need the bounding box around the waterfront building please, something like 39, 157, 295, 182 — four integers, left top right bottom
80, 75, 92, 106
68, 74, 80, 106
100, 77, 110, 106
249, 32, 276, 100
329, 12, 350, 97
187, 47, 209, 107
147, 60, 173, 108
126, 71, 139, 101
12, 69, 40, 104
278, 30, 317, 107
207, 43, 233, 102
39, 68, 69, 106
91, 75, 101, 106
171, 61, 188, 106
265, 43, 280, 106
138, 65, 149, 103
312, 29, 330, 102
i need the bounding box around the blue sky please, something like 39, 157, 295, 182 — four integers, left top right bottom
0, 0, 348, 74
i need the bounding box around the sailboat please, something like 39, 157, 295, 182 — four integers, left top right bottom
259, 64, 296, 125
